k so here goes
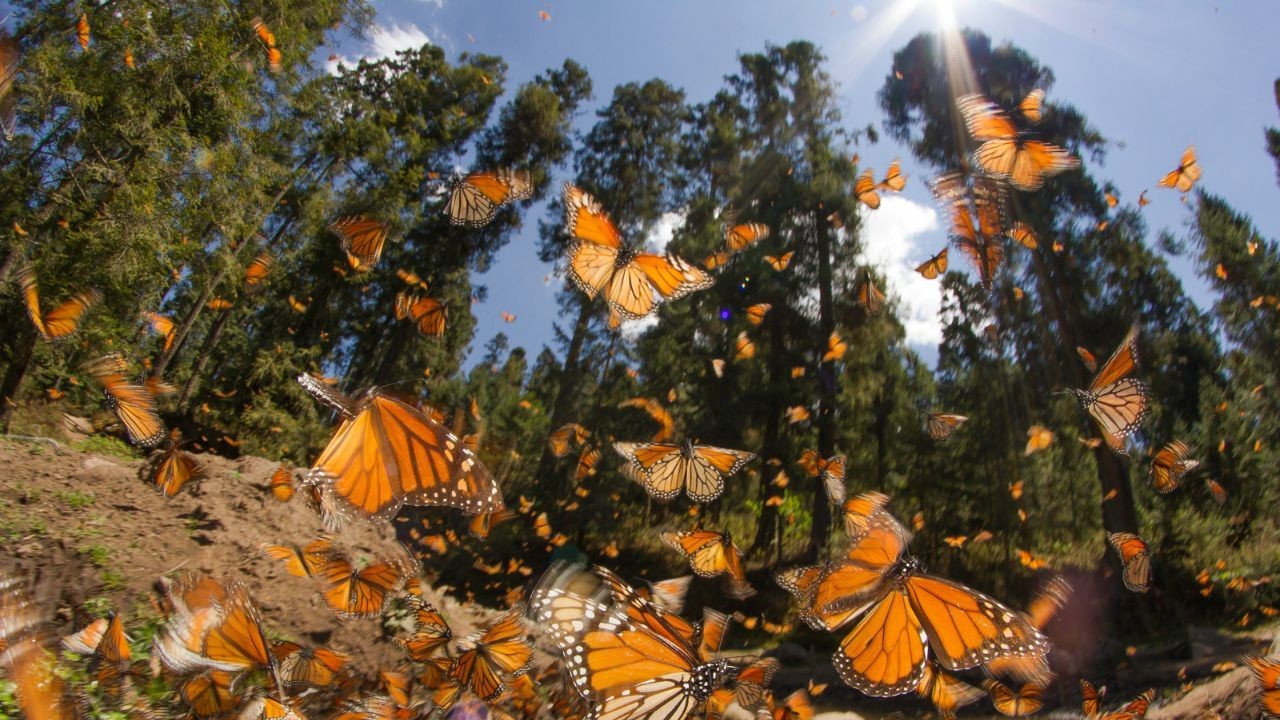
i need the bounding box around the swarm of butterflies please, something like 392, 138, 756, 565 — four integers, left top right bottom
9, 26, 1278, 718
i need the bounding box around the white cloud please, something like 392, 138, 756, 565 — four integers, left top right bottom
858, 196, 944, 348
643, 211, 686, 252
415, 0, 445, 7
850, 5, 870, 22
327, 22, 431, 74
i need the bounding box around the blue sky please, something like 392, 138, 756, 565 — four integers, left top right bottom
331, 0, 1280, 367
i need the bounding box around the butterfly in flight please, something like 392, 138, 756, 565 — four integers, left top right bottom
957, 93, 1080, 191
329, 216, 391, 271
1158, 146, 1201, 193
447, 169, 533, 227
86, 355, 166, 448
662, 529, 756, 600
1107, 532, 1151, 593
927, 412, 968, 441
562, 183, 713, 326
613, 439, 754, 504
297, 374, 504, 529
18, 265, 100, 340
1067, 325, 1149, 453
775, 492, 1049, 696
1149, 440, 1198, 493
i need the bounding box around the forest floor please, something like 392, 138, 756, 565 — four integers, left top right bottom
0, 428, 1274, 720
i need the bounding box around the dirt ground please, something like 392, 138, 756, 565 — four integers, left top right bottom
0, 432, 1275, 719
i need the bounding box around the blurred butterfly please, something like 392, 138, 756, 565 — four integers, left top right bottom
1205, 478, 1227, 506
297, 374, 504, 528
548, 423, 590, 460
984, 678, 1045, 717
399, 598, 452, 661
250, 18, 281, 72
207, 298, 233, 311
287, 295, 307, 313
957, 93, 1079, 191
469, 509, 516, 539
574, 447, 601, 482
563, 184, 712, 323
1019, 89, 1045, 124
449, 604, 533, 701
329, 216, 391, 271
1149, 440, 1198, 493
76, 14, 90, 49
270, 464, 295, 502
798, 450, 847, 505
614, 440, 754, 504
1009, 222, 1038, 249
916, 249, 948, 280
273, 642, 349, 688
447, 170, 532, 227
244, 252, 274, 291
1107, 532, 1151, 593
395, 268, 429, 289
855, 169, 881, 209
1024, 425, 1054, 455
733, 331, 757, 360
662, 529, 756, 599
61, 613, 131, 684
1245, 656, 1280, 718
1068, 325, 1149, 453
181, 671, 238, 717
394, 292, 447, 336
1158, 146, 1201, 193
320, 555, 404, 618
501, 312, 516, 323
917, 663, 984, 720
927, 412, 968, 440
880, 159, 907, 191
775, 493, 1048, 696
858, 278, 885, 314
771, 689, 815, 720
18, 266, 100, 340
746, 303, 772, 326
153, 574, 278, 684
726, 222, 770, 252
617, 397, 675, 442
260, 540, 332, 581
153, 431, 200, 497
86, 355, 166, 448
703, 250, 731, 271
785, 405, 810, 424
1077, 346, 1099, 373
1081, 679, 1107, 718
823, 331, 847, 362
765, 251, 794, 271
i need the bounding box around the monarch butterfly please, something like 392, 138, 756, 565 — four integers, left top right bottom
575, 446, 601, 482
710, 358, 726, 378
533, 512, 552, 539
297, 374, 504, 528
394, 292, 447, 336
145, 312, 176, 351
613, 439, 754, 504
1138, 190, 1150, 207
957, 94, 1080, 191
547, 420, 586, 453
1081, 680, 1107, 718
330, 216, 391, 271
985, 577, 1070, 685
823, 331, 847, 362
206, 298, 233, 311
1205, 478, 1228, 505
18, 266, 101, 340
86, 355, 166, 448
1009, 222, 1038, 249
730, 657, 780, 711
447, 170, 533, 227
1019, 89, 1045, 124
153, 575, 279, 688
1245, 656, 1280, 718
855, 169, 881, 209
270, 464, 295, 502
1149, 440, 1198, 493
858, 278, 885, 314
956, 233, 1005, 292
1076, 346, 1099, 373
771, 689, 815, 720
449, 604, 533, 701
726, 222, 770, 252
798, 450, 847, 505
237, 696, 303, 720
468, 509, 516, 539
1105, 192, 1119, 208
153, 433, 200, 497
703, 250, 731, 271
61, 613, 131, 683
1093, 688, 1155, 720
320, 556, 404, 618
244, 252, 274, 291
398, 598, 451, 660
287, 295, 307, 313
532, 562, 732, 720
1107, 532, 1151, 593
917, 663, 984, 720
250, 18, 282, 73
1024, 425, 1054, 455
395, 268, 429, 289
181, 671, 238, 717
785, 405, 810, 424
927, 413, 968, 440
617, 397, 675, 442
1158, 146, 1201, 193
733, 331, 756, 360
916, 248, 948, 280
273, 642, 350, 687
880, 160, 907, 192
260, 539, 332, 578
1069, 325, 1150, 453
563, 184, 713, 322
775, 493, 1049, 697
984, 678, 1045, 717
644, 576, 693, 615
764, 251, 794, 271
661, 529, 756, 599
76, 14, 90, 49
746, 302, 772, 326
839, 490, 892, 538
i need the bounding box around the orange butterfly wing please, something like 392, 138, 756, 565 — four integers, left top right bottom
1107, 532, 1151, 592
833, 588, 928, 696
563, 183, 623, 249
905, 574, 1049, 673
329, 217, 390, 271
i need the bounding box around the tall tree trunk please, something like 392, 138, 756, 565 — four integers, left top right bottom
750, 301, 787, 560
806, 214, 835, 562
0, 329, 37, 432
533, 300, 594, 493
175, 307, 233, 408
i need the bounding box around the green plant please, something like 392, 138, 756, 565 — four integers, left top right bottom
71, 436, 139, 460
82, 595, 113, 617
55, 489, 96, 509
